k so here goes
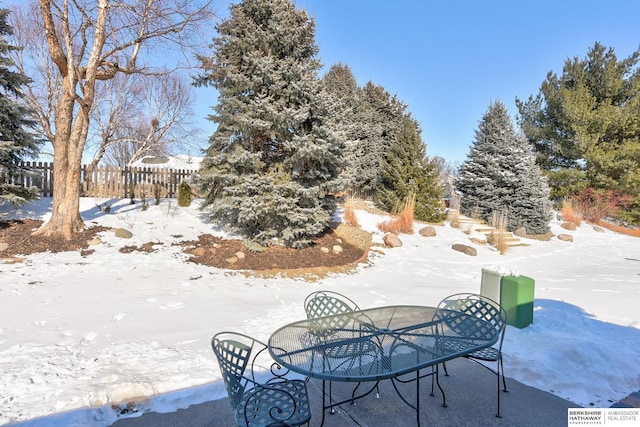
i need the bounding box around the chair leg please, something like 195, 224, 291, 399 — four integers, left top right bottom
496, 358, 504, 418
330, 381, 336, 413
500, 355, 508, 392
428, 365, 447, 406
434, 365, 447, 407
431, 362, 449, 396
350, 382, 380, 403
350, 382, 361, 405
496, 368, 501, 417
430, 364, 438, 396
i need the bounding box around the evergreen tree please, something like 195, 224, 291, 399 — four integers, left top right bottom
0, 9, 40, 207
517, 42, 640, 224
456, 101, 552, 234
377, 115, 444, 222
322, 64, 444, 219
321, 63, 360, 189
350, 81, 405, 196
193, 0, 345, 248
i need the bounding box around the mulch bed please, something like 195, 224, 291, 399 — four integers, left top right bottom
0, 219, 109, 258
181, 230, 365, 271
0, 219, 367, 271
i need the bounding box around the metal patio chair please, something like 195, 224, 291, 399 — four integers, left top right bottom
303, 291, 381, 405
212, 332, 311, 427
437, 293, 508, 417
304, 290, 362, 325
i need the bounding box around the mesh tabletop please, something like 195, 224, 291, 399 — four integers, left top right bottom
268, 305, 498, 382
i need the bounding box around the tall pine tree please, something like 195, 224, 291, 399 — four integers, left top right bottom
517, 43, 640, 224
377, 115, 444, 222
349, 81, 405, 196
0, 9, 40, 207
456, 101, 552, 234
321, 63, 359, 190
194, 0, 345, 248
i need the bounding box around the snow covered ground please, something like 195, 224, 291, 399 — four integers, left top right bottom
1, 197, 639, 426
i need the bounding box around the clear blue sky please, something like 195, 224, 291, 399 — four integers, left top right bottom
193, 0, 640, 164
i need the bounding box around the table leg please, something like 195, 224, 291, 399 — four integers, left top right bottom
321, 380, 327, 427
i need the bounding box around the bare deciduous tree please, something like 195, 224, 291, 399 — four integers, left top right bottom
12, 0, 213, 238
88, 73, 199, 168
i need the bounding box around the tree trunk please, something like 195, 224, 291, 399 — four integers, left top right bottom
33, 0, 108, 240
33, 72, 88, 239
36, 152, 85, 239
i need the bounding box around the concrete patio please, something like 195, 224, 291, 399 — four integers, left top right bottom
112, 357, 578, 427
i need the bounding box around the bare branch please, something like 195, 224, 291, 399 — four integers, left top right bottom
38, 0, 67, 76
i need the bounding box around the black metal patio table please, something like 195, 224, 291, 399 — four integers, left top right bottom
268, 305, 499, 426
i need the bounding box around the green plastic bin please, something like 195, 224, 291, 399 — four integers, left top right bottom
500, 275, 535, 328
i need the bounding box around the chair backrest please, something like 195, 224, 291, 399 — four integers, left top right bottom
304, 290, 361, 333
212, 332, 266, 409
304, 290, 360, 318
437, 293, 507, 347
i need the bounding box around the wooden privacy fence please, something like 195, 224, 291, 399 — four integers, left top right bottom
7, 162, 197, 199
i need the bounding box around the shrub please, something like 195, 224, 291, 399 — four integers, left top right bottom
178, 181, 192, 207
569, 188, 632, 223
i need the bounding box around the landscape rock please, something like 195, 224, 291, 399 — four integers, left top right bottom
514, 227, 527, 237
383, 233, 403, 248
320, 246, 330, 254
332, 245, 343, 254
561, 222, 577, 231
87, 238, 102, 246
114, 228, 133, 239
235, 251, 245, 260
0, 242, 8, 252
225, 256, 239, 264
593, 226, 605, 233
452, 243, 477, 256
418, 226, 437, 237
557, 234, 574, 242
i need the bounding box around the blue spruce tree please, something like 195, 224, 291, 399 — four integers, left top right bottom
456, 101, 552, 234
194, 0, 345, 248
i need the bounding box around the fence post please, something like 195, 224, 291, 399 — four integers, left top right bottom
41, 162, 49, 197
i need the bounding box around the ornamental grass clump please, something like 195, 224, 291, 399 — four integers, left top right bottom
561, 199, 582, 227
488, 211, 508, 255
378, 192, 415, 234
342, 196, 359, 227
